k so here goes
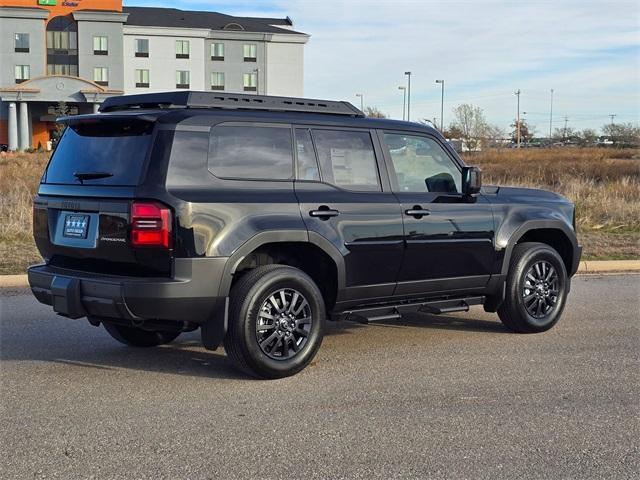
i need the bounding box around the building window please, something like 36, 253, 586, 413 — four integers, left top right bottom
47, 64, 78, 76
15, 65, 30, 84
211, 42, 224, 61
93, 67, 108, 86
176, 40, 189, 59
176, 70, 190, 89
243, 44, 257, 62
243, 72, 257, 91
135, 69, 149, 88
46, 16, 78, 77
15, 33, 29, 53
211, 72, 224, 91
93, 36, 108, 55
135, 38, 149, 57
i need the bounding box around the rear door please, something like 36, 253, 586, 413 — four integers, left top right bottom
293, 126, 404, 303
33, 115, 172, 276
379, 131, 496, 296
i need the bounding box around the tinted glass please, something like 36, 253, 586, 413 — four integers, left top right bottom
208, 125, 293, 180
44, 120, 154, 185
312, 129, 381, 191
384, 133, 461, 193
295, 129, 319, 180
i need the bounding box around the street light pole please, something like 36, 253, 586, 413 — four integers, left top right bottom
435, 79, 444, 131
355, 93, 363, 111
404, 71, 412, 121
515, 89, 521, 148
549, 88, 554, 140
398, 86, 406, 121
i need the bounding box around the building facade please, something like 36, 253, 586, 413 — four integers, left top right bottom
0, 0, 308, 150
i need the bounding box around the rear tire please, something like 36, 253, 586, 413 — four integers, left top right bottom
102, 322, 181, 347
498, 242, 568, 333
224, 265, 325, 379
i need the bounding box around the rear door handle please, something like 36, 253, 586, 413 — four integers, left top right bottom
309, 207, 339, 219
405, 206, 430, 218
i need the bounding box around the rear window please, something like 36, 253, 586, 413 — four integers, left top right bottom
208, 125, 293, 180
44, 119, 154, 186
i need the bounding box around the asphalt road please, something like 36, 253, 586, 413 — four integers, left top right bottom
1, 275, 638, 479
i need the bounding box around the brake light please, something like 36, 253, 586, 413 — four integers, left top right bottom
131, 202, 172, 248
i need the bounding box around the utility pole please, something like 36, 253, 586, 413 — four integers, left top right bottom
355, 93, 364, 111
563, 116, 569, 141
609, 113, 617, 125
398, 86, 406, 121
549, 88, 554, 140
515, 89, 521, 148
404, 71, 412, 121
435, 79, 445, 131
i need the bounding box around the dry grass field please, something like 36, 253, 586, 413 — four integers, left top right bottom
0, 148, 638, 274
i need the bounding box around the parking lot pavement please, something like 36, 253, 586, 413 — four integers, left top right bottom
1, 274, 638, 479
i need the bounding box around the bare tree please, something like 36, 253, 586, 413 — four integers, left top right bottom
450, 104, 491, 151
364, 106, 387, 118
601, 122, 640, 147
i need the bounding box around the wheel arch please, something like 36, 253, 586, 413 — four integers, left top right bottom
217, 230, 346, 310
499, 220, 580, 277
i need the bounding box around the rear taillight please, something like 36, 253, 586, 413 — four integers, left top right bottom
131, 202, 172, 249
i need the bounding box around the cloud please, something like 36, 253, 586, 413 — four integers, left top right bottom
128, 0, 640, 131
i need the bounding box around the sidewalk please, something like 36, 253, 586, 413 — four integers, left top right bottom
1, 260, 639, 289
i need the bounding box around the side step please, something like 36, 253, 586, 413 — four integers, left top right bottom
336, 296, 485, 324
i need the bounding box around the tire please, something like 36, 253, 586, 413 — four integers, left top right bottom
102, 322, 181, 347
498, 242, 568, 333
224, 265, 325, 379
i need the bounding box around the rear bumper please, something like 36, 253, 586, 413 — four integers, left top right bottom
27, 257, 227, 324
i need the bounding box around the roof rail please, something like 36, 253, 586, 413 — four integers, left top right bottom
99, 91, 365, 117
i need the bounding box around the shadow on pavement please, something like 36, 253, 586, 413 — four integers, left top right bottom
1, 307, 507, 380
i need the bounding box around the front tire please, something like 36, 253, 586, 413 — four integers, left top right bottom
102, 322, 181, 347
224, 265, 325, 379
498, 242, 568, 333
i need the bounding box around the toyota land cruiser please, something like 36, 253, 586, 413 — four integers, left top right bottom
28, 92, 581, 378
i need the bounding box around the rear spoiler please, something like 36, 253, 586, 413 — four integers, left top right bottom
56, 111, 163, 125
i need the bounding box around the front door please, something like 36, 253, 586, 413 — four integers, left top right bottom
293, 127, 404, 304
379, 131, 496, 296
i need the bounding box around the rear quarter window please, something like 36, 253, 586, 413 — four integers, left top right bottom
44, 119, 154, 186
208, 125, 293, 180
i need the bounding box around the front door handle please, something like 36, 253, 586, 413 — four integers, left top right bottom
405, 206, 430, 218
309, 206, 339, 220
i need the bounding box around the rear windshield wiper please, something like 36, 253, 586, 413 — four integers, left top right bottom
73, 171, 113, 182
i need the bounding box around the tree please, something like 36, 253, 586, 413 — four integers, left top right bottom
364, 106, 387, 118
443, 125, 465, 139
450, 103, 491, 151
52, 101, 70, 143
577, 128, 598, 146
601, 122, 640, 147
510, 119, 536, 144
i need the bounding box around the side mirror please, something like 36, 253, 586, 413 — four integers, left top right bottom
462, 166, 482, 195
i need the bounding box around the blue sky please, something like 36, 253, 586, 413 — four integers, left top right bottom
127, 0, 640, 134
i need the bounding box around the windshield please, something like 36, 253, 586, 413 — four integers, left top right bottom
44, 119, 154, 186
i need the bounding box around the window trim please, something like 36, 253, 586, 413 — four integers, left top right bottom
135, 68, 149, 88
243, 43, 257, 62
377, 129, 465, 196
207, 122, 295, 182
211, 42, 224, 61
15, 64, 30, 83
93, 66, 108, 86
175, 70, 190, 89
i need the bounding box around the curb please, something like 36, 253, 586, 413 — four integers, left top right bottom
1, 260, 639, 289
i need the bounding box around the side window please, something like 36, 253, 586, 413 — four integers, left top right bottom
383, 133, 461, 193
208, 125, 293, 180
312, 129, 381, 191
294, 129, 319, 181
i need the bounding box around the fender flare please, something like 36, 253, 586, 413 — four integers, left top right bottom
498, 219, 580, 276
216, 229, 347, 298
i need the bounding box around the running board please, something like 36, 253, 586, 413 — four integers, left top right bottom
336, 296, 486, 323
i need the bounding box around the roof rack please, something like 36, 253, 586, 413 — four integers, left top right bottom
99, 91, 365, 117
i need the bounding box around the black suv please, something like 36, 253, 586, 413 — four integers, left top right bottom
28, 92, 581, 378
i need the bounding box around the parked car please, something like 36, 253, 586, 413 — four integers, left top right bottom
28, 92, 581, 378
